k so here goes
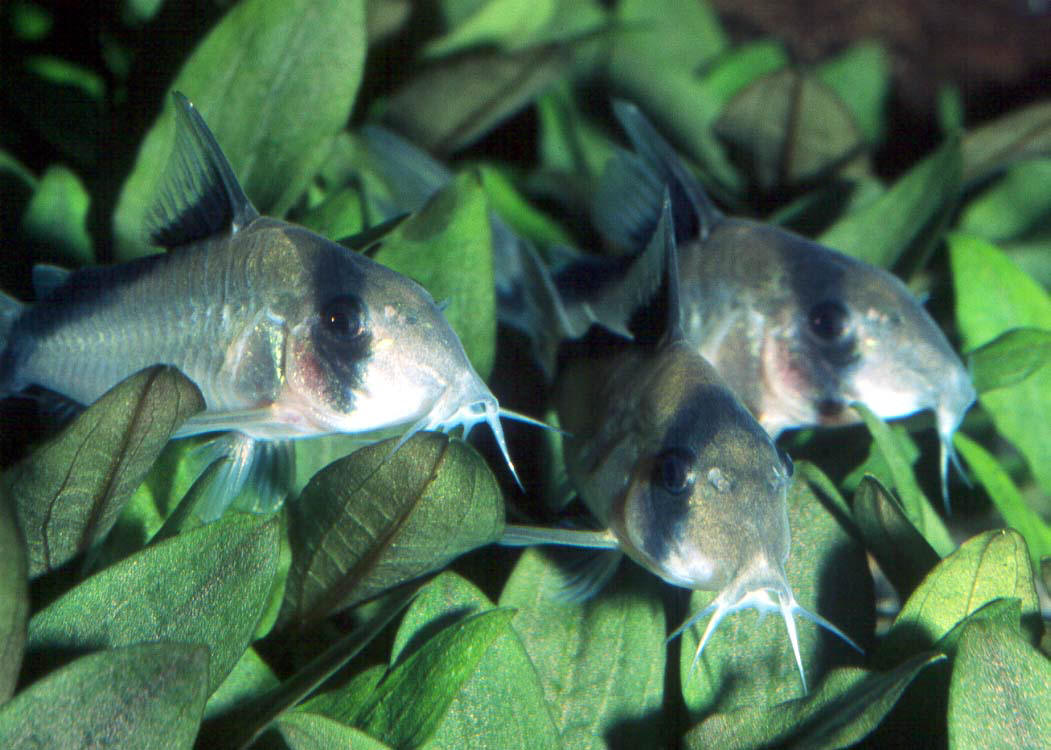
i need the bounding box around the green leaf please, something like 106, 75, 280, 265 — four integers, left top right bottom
681, 475, 872, 716
961, 99, 1051, 185
0, 642, 209, 749
113, 0, 367, 258
714, 68, 863, 190
296, 664, 386, 728
279, 712, 393, 750
947, 618, 1051, 748
536, 82, 619, 179
933, 597, 1023, 657
851, 404, 955, 556
478, 165, 575, 249
28, 513, 280, 694
383, 571, 560, 749
953, 433, 1051, 567
949, 232, 1051, 494
0, 489, 28, 702
820, 134, 961, 268
852, 475, 941, 600
958, 158, 1051, 241
967, 327, 1051, 393
684, 652, 945, 750
373, 173, 496, 378
423, 0, 558, 57
879, 529, 1040, 663
204, 647, 279, 720
12, 2, 53, 41
281, 433, 504, 625
3, 366, 204, 577
701, 41, 788, 109
355, 608, 516, 748
500, 548, 667, 749
816, 41, 891, 144
20, 165, 94, 265
23, 56, 103, 100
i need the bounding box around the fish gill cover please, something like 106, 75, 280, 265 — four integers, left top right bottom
0, 1, 1049, 749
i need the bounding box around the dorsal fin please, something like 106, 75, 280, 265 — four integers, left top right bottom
629, 194, 684, 348
148, 91, 259, 248
594, 100, 722, 252
31, 264, 72, 299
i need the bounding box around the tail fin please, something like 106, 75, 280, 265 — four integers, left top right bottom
0, 291, 25, 397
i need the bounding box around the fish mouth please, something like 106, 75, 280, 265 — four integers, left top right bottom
668, 559, 861, 692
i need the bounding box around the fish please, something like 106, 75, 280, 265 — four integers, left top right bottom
588, 101, 977, 507
0, 92, 522, 520
502, 202, 860, 690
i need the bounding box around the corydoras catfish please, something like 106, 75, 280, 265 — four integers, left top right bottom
0, 92, 520, 520
589, 102, 976, 505
502, 205, 859, 690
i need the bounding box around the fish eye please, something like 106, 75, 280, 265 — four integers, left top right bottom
320, 295, 366, 341
653, 449, 695, 495
808, 300, 850, 341
777, 447, 794, 478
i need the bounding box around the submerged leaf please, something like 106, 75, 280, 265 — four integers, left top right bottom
279, 712, 393, 750
4, 366, 204, 577
967, 327, 1051, 393
961, 99, 1051, 185
0, 490, 28, 702
0, 642, 209, 749
20, 165, 94, 265
27, 513, 280, 694
958, 158, 1051, 241
114, 0, 367, 257
816, 41, 891, 145
947, 618, 1051, 748
684, 652, 944, 750
500, 548, 666, 749
281, 433, 504, 625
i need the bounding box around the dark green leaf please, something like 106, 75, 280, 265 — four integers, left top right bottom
3, 366, 204, 577
479, 165, 575, 249
715, 68, 863, 190
684, 652, 944, 750
536, 82, 618, 180
852, 475, 941, 599
702, 41, 789, 108
879, 529, 1040, 663
816, 41, 891, 144
279, 711, 393, 750
12, 2, 53, 41
296, 664, 386, 728
373, 173, 496, 378
23, 56, 103, 99
947, 618, 1051, 747
681, 475, 872, 716
950, 232, 1051, 494
851, 403, 955, 556
355, 608, 515, 748
967, 327, 1051, 393
958, 158, 1051, 241
122, 0, 166, 26
0, 642, 209, 749
204, 647, 279, 720
0, 489, 28, 702
933, 598, 1022, 657
422, 0, 559, 57
500, 548, 667, 749
820, 134, 961, 268
961, 99, 1051, 185
384, 571, 560, 749
28, 513, 280, 694
114, 0, 367, 258
366, 0, 411, 44
953, 433, 1051, 566
281, 433, 504, 625
20, 165, 93, 265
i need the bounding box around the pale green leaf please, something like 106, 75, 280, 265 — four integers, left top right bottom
967, 327, 1051, 393
279, 711, 393, 750
0, 489, 28, 702
20, 165, 93, 265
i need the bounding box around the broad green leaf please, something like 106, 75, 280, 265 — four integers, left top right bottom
934, 597, 1022, 657
355, 608, 515, 748
947, 618, 1051, 748
381, 41, 574, 155
0, 642, 209, 749
12, 2, 53, 41
611, 0, 726, 72
816, 41, 890, 144
114, 0, 367, 258
681, 475, 872, 716
24, 56, 103, 99
279, 712, 393, 750
479, 165, 575, 249
4, 366, 204, 577
958, 158, 1051, 241
852, 475, 941, 599
714, 68, 862, 190
423, 0, 558, 57
121, 0, 166, 25
298, 186, 367, 244
28, 513, 279, 694
280, 433, 504, 625
820, 134, 961, 268
700, 40, 788, 109
0, 489, 28, 702
852, 404, 955, 556
684, 652, 944, 750
296, 664, 386, 728
373, 173, 496, 377
366, 0, 411, 43
500, 548, 666, 749
385, 571, 560, 750
536, 83, 618, 179
949, 233, 1051, 494
961, 99, 1051, 185
880, 529, 1040, 662
20, 165, 93, 265
795, 460, 850, 517
953, 433, 1051, 566
967, 327, 1051, 393
204, 647, 279, 720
